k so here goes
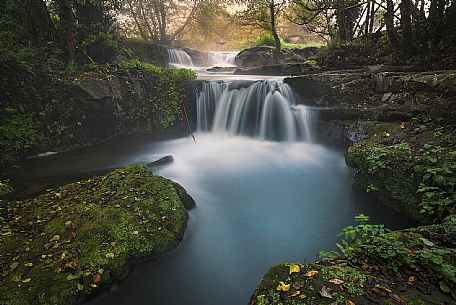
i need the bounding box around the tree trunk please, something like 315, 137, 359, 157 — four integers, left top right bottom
364, 0, 371, 40
127, 0, 148, 40
385, 0, 399, 51
270, 0, 281, 64
55, 0, 76, 66
400, 0, 413, 54
22, 0, 56, 44
337, 0, 347, 42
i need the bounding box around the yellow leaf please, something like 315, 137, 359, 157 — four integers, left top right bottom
22, 278, 32, 283
400, 122, 406, 129
375, 284, 392, 293
383, 132, 390, 138
276, 281, 290, 292
346, 300, 356, 305
408, 276, 416, 284
304, 270, 318, 277
289, 264, 300, 274
329, 278, 344, 285
291, 290, 300, 297
105, 252, 114, 259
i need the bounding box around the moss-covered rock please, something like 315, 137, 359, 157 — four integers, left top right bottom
249, 217, 456, 305
346, 120, 456, 223
0, 164, 191, 305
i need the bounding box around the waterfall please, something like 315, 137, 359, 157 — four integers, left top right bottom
197, 80, 316, 142
168, 48, 193, 67
205, 52, 237, 66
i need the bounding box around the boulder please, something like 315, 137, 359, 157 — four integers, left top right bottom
235, 46, 320, 67
146, 155, 174, 167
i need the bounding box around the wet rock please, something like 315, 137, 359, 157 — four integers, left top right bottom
147, 155, 174, 167
345, 126, 369, 144
235, 46, 319, 67
234, 63, 320, 76
206, 66, 237, 73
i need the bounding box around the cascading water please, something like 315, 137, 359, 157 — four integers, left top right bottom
205, 51, 237, 66
197, 80, 316, 142
168, 48, 193, 67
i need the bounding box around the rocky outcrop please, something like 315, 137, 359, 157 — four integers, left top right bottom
234, 63, 320, 76
0, 165, 192, 305
286, 68, 456, 123
235, 46, 319, 67
70, 70, 197, 141
121, 39, 168, 67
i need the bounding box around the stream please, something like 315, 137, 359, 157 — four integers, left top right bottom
10, 51, 415, 305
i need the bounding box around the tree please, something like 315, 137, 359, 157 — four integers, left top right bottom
121, 0, 201, 44
237, 0, 286, 64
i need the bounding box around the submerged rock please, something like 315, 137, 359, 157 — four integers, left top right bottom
0, 164, 193, 305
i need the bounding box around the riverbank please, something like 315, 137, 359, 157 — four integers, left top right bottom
0, 164, 194, 305
248, 64, 456, 304
249, 215, 456, 305
0, 58, 196, 173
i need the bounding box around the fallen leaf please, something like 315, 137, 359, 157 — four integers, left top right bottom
319, 286, 332, 298
329, 278, 344, 285
305, 270, 318, 277
346, 300, 356, 305
93, 274, 102, 283
293, 281, 304, 290
65, 261, 77, 269
375, 284, 392, 293
276, 281, 290, 292
289, 264, 300, 274
291, 290, 301, 297
408, 275, 416, 284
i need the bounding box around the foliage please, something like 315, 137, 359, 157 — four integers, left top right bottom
250, 32, 285, 47
418, 152, 456, 220
320, 214, 388, 259
115, 60, 196, 131
0, 179, 13, 198
365, 143, 412, 174
419, 247, 456, 293
0, 114, 43, 164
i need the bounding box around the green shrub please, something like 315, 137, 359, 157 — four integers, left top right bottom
115, 60, 196, 131
0, 113, 43, 164
250, 32, 285, 47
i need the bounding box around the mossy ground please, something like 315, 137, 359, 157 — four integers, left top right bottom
346, 119, 456, 223
249, 217, 456, 305
0, 164, 190, 305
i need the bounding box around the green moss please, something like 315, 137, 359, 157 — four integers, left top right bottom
0, 164, 190, 305
250, 218, 456, 305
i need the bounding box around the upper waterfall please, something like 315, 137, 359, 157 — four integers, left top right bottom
168, 48, 193, 67
197, 80, 316, 142
205, 52, 237, 66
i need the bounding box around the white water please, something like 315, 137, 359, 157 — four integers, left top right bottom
197, 80, 315, 142
168, 48, 193, 67
205, 51, 237, 66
